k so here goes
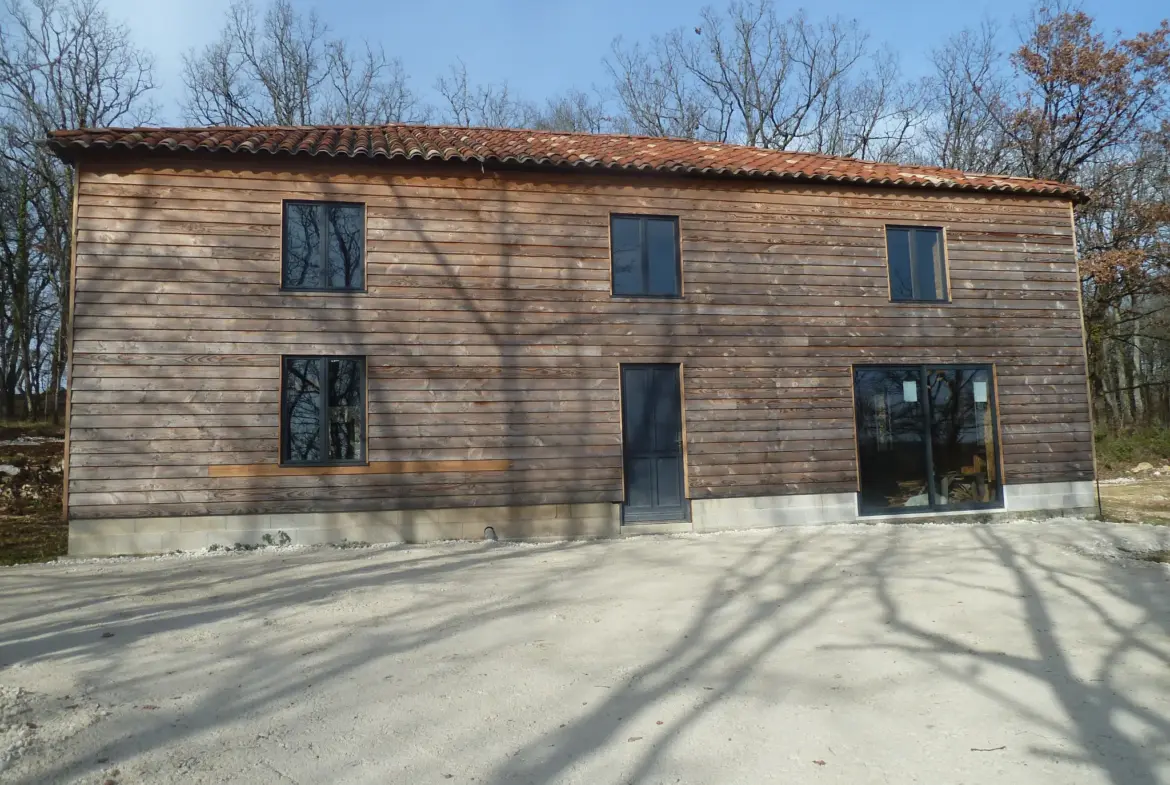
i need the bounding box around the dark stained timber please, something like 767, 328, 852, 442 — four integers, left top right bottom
66, 160, 1091, 519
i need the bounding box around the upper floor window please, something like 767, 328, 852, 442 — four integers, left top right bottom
282, 201, 365, 291
282, 356, 366, 465
611, 214, 681, 297
886, 226, 947, 302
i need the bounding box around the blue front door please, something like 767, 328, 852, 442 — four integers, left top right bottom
620, 364, 688, 523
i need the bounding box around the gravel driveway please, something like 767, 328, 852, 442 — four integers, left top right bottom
1, 519, 1168, 785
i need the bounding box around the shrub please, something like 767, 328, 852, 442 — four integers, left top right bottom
1095, 428, 1170, 476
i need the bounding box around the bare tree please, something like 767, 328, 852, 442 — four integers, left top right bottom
804, 47, 926, 161
434, 60, 536, 128
433, 63, 614, 132
605, 1, 924, 157
0, 0, 155, 138
922, 23, 1011, 172
530, 89, 612, 134
0, 162, 40, 417
606, 36, 710, 138
0, 0, 156, 420
322, 40, 417, 124
182, 0, 419, 126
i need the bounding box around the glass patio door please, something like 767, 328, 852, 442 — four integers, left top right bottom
854, 365, 1001, 514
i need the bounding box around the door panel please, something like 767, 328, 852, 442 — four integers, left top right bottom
621, 364, 688, 522
655, 456, 684, 509
927, 367, 1000, 506
854, 368, 930, 512
625, 458, 655, 509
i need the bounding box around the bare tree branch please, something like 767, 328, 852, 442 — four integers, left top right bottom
434, 59, 535, 128
604, 0, 924, 157
182, 0, 419, 125
0, 0, 156, 419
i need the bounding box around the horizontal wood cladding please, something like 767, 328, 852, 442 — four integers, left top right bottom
206, 459, 512, 478
67, 159, 1091, 520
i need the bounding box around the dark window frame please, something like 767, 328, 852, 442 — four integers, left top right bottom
609, 213, 683, 299
280, 200, 367, 293
853, 362, 1003, 516
280, 355, 368, 467
885, 225, 949, 303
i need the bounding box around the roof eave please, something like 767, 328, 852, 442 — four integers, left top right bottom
45, 138, 1087, 203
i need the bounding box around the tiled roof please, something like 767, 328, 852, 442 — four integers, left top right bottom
47, 124, 1082, 200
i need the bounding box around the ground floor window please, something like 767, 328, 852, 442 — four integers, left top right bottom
854, 365, 1001, 514
281, 356, 366, 465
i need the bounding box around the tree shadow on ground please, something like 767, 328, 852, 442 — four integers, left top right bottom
480, 523, 1170, 785
2, 522, 1167, 785
3, 538, 611, 784
822, 524, 1170, 785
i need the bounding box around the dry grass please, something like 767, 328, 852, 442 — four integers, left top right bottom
1098, 477, 1170, 525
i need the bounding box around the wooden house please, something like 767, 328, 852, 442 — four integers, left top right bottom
48, 125, 1097, 555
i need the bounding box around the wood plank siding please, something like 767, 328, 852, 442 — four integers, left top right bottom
66, 158, 1092, 520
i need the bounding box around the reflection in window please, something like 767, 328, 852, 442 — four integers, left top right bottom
854, 365, 1000, 514
886, 226, 947, 301
283, 358, 322, 463
927, 368, 999, 506
855, 368, 930, 511
282, 202, 364, 290
327, 358, 363, 461
611, 217, 642, 295
282, 357, 365, 465
283, 203, 323, 289
327, 205, 363, 289
611, 215, 681, 297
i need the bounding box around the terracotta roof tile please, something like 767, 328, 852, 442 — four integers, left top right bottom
46, 123, 1082, 200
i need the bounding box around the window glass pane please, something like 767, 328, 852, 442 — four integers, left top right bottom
284, 358, 322, 463
913, 229, 945, 300
283, 203, 323, 289
326, 205, 364, 289
328, 359, 364, 461
886, 228, 913, 300
611, 217, 643, 295
855, 368, 930, 512
928, 368, 999, 506
645, 218, 679, 296
621, 366, 651, 453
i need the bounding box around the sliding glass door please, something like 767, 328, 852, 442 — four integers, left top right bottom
854, 365, 1001, 514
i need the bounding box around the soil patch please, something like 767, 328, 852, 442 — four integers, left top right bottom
0, 429, 65, 566
1098, 477, 1170, 524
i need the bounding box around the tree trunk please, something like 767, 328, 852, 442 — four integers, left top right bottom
1096, 336, 1123, 430
49, 328, 62, 425
1111, 338, 1132, 427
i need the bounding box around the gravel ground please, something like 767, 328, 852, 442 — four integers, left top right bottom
1, 518, 1168, 785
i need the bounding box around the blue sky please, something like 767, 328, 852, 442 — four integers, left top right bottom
101, 0, 1168, 125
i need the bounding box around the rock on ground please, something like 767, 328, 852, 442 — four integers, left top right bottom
0, 519, 1168, 785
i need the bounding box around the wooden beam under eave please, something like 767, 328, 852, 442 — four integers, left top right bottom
207, 459, 512, 478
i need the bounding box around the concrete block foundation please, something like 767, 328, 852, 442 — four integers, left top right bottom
67, 481, 1099, 556
690, 481, 1097, 531
68, 503, 621, 557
